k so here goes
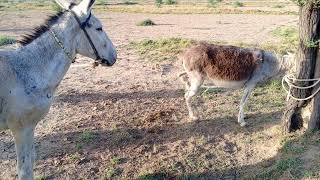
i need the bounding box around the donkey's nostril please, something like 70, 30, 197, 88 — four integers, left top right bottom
103, 44, 107, 48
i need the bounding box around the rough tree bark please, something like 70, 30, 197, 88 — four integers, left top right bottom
282, 0, 320, 132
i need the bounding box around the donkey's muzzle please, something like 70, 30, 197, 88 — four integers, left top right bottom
101, 58, 116, 66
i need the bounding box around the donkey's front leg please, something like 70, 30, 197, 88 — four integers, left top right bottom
238, 86, 255, 127
12, 125, 36, 180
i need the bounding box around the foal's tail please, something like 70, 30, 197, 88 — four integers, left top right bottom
178, 71, 190, 87
178, 71, 187, 78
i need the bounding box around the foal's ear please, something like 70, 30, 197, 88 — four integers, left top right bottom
54, 0, 73, 10
253, 50, 263, 63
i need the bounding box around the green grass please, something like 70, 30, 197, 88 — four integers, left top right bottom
272, 26, 298, 53
246, 131, 320, 180
208, 0, 223, 7
200, 87, 227, 101
250, 157, 303, 179
129, 37, 298, 63
129, 38, 194, 61
69, 153, 81, 161
80, 131, 95, 143
164, 0, 177, 5
110, 156, 122, 165
0, 2, 60, 11
97, 5, 297, 15
104, 166, 122, 179
272, 26, 298, 43
75, 131, 95, 150
76, 143, 83, 150
281, 138, 305, 154
96, 0, 109, 5
272, 4, 285, 8
233, 1, 244, 7
0, 35, 16, 46
122, 0, 137, 5
262, 79, 283, 91
275, 157, 301, 172
155, 0, 163, 7
0, 2, 298, 15
137, 172, 168, 180
35, 176, 48, 180
137, 19, 156, 26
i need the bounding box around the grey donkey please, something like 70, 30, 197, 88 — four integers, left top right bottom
179, 42, 293, 126
0, 0, 117, 179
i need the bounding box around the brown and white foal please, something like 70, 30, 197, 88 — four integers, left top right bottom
179, 42, 289, 126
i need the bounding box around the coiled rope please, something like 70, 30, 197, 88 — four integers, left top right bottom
282, 74, 320, 101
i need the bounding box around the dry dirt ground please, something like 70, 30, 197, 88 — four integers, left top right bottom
0, 11, 301, 179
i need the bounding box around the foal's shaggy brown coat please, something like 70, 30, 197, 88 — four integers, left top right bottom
182, 42, 263, 81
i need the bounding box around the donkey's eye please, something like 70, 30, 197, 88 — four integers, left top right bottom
96, 27, 103, 31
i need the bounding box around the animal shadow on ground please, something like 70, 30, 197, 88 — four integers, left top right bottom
0, 89, 285, 179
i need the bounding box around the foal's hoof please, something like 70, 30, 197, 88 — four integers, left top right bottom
189, 116, 199, 121
240, 122, 247, 127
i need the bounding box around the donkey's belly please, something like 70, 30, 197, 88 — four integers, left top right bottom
209, 79, 247, 89
6, 87, 53, 129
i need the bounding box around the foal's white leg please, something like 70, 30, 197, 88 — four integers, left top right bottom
12, 126, 36, 180
185, 72, 204, 121
178, 72, 190, 89
238, 86, 255, 127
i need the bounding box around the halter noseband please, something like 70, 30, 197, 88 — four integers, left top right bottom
70, 10, 102, 61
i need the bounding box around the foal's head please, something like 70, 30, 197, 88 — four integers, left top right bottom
56, 0, 117, 66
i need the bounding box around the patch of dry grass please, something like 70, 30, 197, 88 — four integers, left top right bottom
97, 5, 297, 15
0, 35, 16, 46
136, 19, 156, 26
128, 38, 195, 61
129, 38, 297, 62
245, 131, 320, 179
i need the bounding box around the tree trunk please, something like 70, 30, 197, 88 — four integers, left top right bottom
282, 1, 320, 132
308, 47, 320, 129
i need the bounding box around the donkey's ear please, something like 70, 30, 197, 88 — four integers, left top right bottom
54, 0, 73, 10
77, 0, 95, 13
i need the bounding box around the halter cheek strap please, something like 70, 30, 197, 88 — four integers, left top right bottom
70, 10, 102, 61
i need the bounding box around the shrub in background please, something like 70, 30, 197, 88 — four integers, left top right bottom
164, 0, 176, 5
155, 0, 163, 7
233, 1, 244, 7
136, 19, 156, 26
208, 0, 222, 7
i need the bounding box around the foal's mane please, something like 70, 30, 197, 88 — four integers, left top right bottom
18, 11, 65, 46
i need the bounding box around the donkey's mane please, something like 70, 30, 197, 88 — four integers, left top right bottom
18, 11, 65, 46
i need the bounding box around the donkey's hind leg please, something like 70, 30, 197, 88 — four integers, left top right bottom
238, 85, 255, 127
184, 72, 204, 121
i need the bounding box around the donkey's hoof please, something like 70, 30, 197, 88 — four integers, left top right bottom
240, 122, 247, 127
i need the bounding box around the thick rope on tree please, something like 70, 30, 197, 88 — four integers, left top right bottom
282, 74, 320, 101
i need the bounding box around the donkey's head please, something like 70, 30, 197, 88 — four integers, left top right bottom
55, 0, 117, 66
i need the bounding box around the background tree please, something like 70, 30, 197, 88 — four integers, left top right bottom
282, 0, 320, 132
